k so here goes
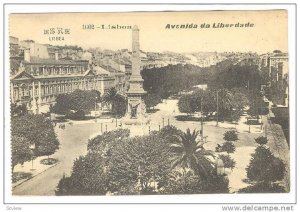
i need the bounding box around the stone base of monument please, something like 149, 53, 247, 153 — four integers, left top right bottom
122, 114, 150, 125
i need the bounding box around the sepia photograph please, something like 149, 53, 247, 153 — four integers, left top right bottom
2, 3, 298, 210
9, 10, 290, 197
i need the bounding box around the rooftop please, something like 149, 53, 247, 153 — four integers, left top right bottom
24, 57, 89, 65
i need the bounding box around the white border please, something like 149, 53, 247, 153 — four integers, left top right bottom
1, 1, 297, 206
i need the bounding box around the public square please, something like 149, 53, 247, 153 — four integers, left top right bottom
13, 99, 269, 195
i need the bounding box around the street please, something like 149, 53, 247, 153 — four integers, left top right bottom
12, 121, 110, 195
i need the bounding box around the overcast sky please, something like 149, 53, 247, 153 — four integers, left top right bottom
10, 10, 288, 54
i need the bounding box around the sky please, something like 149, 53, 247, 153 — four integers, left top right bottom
9, 10, 288, 54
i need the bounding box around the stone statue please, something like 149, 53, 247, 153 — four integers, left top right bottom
130, 103, 140, 118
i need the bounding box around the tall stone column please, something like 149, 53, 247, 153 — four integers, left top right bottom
124, 25, 148, 125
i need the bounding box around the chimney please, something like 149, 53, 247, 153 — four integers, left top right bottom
24, 48, 30, 62
55, 51, 59, 60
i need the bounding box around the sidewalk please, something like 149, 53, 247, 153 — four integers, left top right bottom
12, 156, 58, 188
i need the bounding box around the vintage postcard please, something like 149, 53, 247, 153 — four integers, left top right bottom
3, 3, 297, 208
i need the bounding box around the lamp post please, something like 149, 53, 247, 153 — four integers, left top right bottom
200, 96, 204, 140
94, 96, 98, 122
29, 143, 36, 171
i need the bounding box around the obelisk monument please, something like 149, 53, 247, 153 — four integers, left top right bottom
125, 25, 147, 124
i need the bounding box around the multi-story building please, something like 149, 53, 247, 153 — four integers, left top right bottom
268, 53, 288, 82
259, 51, 289, 106
19, 40, 50, 59
10, 48, 115, 114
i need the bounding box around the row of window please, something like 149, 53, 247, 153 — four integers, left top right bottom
29, 65, 87, 76
12, 80, 109, 99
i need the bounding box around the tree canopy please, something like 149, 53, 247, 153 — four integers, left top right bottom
11, 114, 59, 158
56, 127, 230, 195
102, 87, 126, 117
11, 135, 32, 171
52, 89, 100, 116
143, 93, 162, 111
178, 88, 248, 122
246, 146, 285, 183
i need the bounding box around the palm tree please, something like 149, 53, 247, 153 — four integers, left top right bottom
102, 88, 126, 116
170, 128, 215, 179
102, 87, 118, 105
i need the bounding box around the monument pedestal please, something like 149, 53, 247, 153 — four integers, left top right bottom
124, 25, 149, 125
122, 115, 149, 125
123, 93, 149, 125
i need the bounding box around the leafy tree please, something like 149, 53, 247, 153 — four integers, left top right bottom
102, 87, 126, 117
189, 89, 216, 115
143, 93, 162, 111
217, 141, 236, 154
248, 91, 268, 118
231, 110, 242, 126
246, 146, 285, 183
52, 89, 100, 117
178, 88, 248, 122
210, 64, 262, 92
218, 154, 236, 170
178, 89, 217, 116
255, 136, 268, 146
11, 135, 32, 172
217, 89, 233, 118
223, 130, 239, 142
11, 114, 59, 159
111, 94, 127, 117
230, 88, 250, 111
87, 129, 130, 155
11, 103, 28, 117
178, 94, 194, 114
141, 63, 213, 99
240, 145, 287, 193
163, 168, 229, 194
157, 125, 182, 143
163, 169, 200, 194
238, 182, 286, 193
108, 134, 172, 194
56, 152, 108, 195
170, 128, 215, 179
51, 93, 72, 115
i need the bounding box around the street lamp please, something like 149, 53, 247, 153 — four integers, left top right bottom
94, 96, 98, 122
29, 143, 36, 171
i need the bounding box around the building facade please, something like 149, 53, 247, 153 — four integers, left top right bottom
10, 50, 115, 114
259, 51, 289, 106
